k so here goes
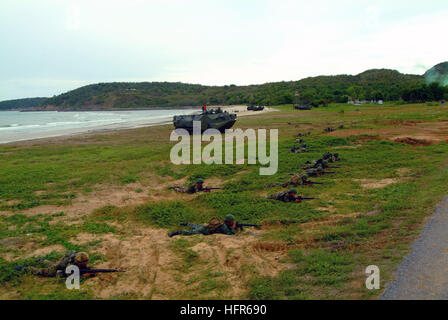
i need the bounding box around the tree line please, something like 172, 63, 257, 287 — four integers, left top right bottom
1, 69, 447, 110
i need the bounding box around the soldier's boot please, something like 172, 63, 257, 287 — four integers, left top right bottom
168, 231, 182, 238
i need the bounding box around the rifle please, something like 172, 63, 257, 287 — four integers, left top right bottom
78, 268, 125, 275
294, 196, 316, 202
305, 181, 323, 185
303, 165, 341, 170
202, 187, 222, 192
310, 171, 336, 176
235, 222, 261, 231
286, 174, 323, 183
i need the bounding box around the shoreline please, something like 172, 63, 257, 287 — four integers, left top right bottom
17, 106, 202, 112
1, 105, 274, 145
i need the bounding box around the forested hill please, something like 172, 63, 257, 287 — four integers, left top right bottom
0, 97, 48, 111
32, 69, 422, 110
1, 68, 441, 110
424, 62, 448, 86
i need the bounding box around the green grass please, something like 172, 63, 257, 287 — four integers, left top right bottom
168, 238, 203, 271
0, 211, 117, 252
248, 248, 355, 299
2, 102, 448, 299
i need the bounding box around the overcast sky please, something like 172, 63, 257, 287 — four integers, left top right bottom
1, 0, 447, 100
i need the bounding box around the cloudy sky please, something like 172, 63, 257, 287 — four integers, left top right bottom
1, 0, 447, 100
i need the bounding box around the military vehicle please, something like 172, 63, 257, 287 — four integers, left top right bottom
173, 107, 237, 133
293, 90, 313, 110
247, 105, 265, 111
294, 105, 312, 110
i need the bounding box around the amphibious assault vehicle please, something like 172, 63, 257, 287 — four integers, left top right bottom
247, 105, 265, 111
173, 108, 237, 133
294, 105, 313, 110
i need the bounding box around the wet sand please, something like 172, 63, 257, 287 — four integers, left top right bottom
1, 105, 274, 145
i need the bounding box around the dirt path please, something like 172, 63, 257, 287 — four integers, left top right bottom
380, 195, 448, 300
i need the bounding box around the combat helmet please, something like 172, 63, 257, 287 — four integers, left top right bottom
74, 252, 89, 265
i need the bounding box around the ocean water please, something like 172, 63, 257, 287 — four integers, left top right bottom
0, 109, 197, 144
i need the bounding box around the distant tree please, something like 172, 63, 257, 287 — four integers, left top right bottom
429, 82, 445, 101
300, 89, 317, 105
36, 69, 425, 109
347, 86, 364, 100
371, 90, 384, 101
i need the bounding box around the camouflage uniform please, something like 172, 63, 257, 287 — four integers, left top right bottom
323, 152, 339, 163
306, 168, 319, 177
177, 223, 236, 236
282, 174, 308, 187
171, 179, 205, 194
320, 160, 329, 169
305, 158, 324, 169
23, 251, 83, 277
169, 215, 237, 237
185, 183, 205, 194
268, 190, 297, 202
290, 146, 307, 154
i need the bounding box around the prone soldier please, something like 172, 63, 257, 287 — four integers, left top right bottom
282, 174, 322, 187
168, 214, 237, 237
169, 179, 221, 194
15, 251, 90, 277
323, 152, 340, 163
290, 144, 307, 154
268, 189, 315, 203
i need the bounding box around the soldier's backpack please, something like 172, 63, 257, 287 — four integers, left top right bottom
207, 217, 224, 232
289, 174, 300, 185
275, 190, 289, 200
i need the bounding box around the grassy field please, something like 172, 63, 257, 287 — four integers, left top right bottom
1, 102, 448, 299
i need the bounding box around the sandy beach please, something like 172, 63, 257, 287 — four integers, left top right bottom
214, 105, 274, 117
1, 105, 274, 145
